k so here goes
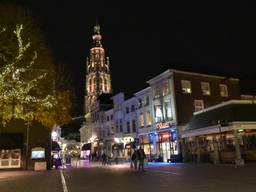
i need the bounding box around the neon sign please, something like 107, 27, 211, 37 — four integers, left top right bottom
156, 121, 171, 129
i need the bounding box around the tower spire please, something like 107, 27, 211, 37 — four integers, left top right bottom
92, 17, 102, 47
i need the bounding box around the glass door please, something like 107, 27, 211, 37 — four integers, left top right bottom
160, 141, 170, 162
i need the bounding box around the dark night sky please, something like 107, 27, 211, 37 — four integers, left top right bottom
6, 0, 256, 116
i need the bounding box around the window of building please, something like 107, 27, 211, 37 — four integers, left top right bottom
132, 120, 136, 132
131, 105, 135, 112
110, 115, 113, 120
154, 86, 161, 98
107, 116, 109, 121
127, 121, 130, 133
181, 80, 192, 94
219, 84, 228, 97
107, 127, 110, 136
126, 107, 129, 114
146, 111, 152, 126
138, 99, 143, 108
201, 82, 211, 95
162, 81, 170, 96
139, 113, 144, 128
164, 98, 173, 120
119, 119, 123, 132
115, 120, 119, 133
194, 100, 204, 112
144, 96, 149, 106
154, 104, 162, 122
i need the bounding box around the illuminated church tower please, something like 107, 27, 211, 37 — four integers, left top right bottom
85, 22, 112, 113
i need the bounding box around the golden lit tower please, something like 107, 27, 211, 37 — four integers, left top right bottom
85, 22, 112, 113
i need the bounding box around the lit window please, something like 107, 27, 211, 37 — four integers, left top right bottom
201, 82, 211, 95
181, 80, 192, 94
219, 84, 228, 97
139, 113, 144, 128
154, 105, 162, 122
194, 100, 204, 112
162, 81, 169, 96
146, 111, 152, 126
164, 99, 173, 120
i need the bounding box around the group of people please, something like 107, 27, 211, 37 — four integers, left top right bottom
130, 146, 146, 172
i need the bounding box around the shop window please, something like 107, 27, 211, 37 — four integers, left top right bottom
220, 84, 228, 97
194, 100, 204, 112
181, 80, 192, 94
201, 82, 211, 95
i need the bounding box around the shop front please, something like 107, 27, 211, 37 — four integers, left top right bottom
112, 143, 124, 158
157, 129, 178, 162
0, 133, 23, 169
81, 143, 91, 159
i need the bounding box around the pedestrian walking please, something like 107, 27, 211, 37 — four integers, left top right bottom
131, 150, 138, 169
101, 152, 107, 166
137, 146, 146, 172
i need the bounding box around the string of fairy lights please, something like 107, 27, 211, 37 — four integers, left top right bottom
0, 24, 56, 124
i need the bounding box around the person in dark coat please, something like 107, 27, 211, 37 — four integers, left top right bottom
137, 147, 146, 172
131, 150, 138, 169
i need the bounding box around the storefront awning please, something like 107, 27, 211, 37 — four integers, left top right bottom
0, 133, 23, 149
81, 143, 91, 151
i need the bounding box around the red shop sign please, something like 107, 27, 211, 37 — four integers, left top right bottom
160, 132, 170, 141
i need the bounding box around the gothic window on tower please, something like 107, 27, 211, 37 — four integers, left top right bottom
89, 78, 92, 92
93, 77, 96, 91
104, 78, 108, 91
100, 77, 103, 90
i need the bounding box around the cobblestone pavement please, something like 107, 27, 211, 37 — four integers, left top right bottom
1, 163, 256, 192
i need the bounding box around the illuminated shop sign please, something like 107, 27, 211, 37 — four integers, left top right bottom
156, 121, 171, 129
160, 132, 170, 141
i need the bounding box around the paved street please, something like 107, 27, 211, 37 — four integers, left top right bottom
1, 162, 256, 192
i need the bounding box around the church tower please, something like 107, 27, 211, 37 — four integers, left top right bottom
85, 21, 112, 113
